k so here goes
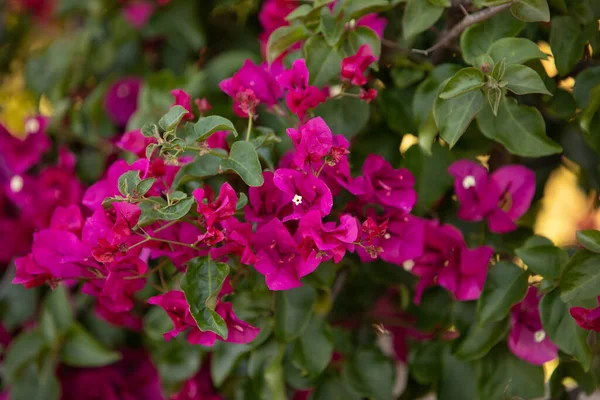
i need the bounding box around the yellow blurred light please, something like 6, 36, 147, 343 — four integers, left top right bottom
538, 41, 557, 78
544, 358, 559, 382
476, 155, 490, 169
400, 134, 418, 155
558, 77, 575, 92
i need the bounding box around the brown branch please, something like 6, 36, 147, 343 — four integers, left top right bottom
412, 3, 512, 57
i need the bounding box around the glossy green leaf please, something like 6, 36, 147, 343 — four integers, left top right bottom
221, 141, 264, 187
491, 58, 506, 81
511, 0, 550, 22
439, 68, 486, 99
312, 375, 361, 400
291, 316, 333, 378
172, 153, 223, 188
515, 245, 568, 280
580, 85, 600, 134
248, 339, 287, 400
3, 329, 46, 383
455, 318, 509, 360
403, 0, 444, 39
42, 286, 74, 336
550, 16, 586, 77
10, 358, 60, 400
158, 105, 188, 131
486, 86, 502, 116
304, 35, 343, 88
343, 0, 390, 20
341, 348, 394, 400
476, 97, 562, 157
60, 323, 121, 367
561, 250, 600, 304
266, 25, 311, 64
460, 10, 525, 65
319, 6, 344, 46
477, 261, 529, 324
413, 64, 462, 127
136, 178, 156, 197
314, 94, 370, 138
577, 229, 600, 253
434, 79, 484, 147
141, 123, 159, 138
181, 257, 230, 338
211, 342, 251, 387
540, 289, 591, 368
503, 64, 551, 95
118, 170, 141, 197
191, 116, 238, 142
488, 37, 547, 64
156, 196, 195, 221
275, 285, 316, 342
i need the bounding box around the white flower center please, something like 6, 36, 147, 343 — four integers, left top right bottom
462, 175, 476, 189
534, 330, 546, 343
25, 118, 40, 134
292, 194, 303, 206
10, 175, 24, 193
384, 233, 391, 239
403, 260, 414, 272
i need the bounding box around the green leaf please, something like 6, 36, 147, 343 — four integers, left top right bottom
477, 261, 529, 324
346, 26, 382, 59
312, 375, 361, 400
511, 0, 551, 22
491, 58, 506, 81
550, 16, 586, 77
515, 245, 568, 280
580, 84, 600, 134
211, 342, 252, 387
549, 360, 598, 397
181, 257, 230, 338
408, 341, 444, 384
141, 123, 159, 137
3, 329, 46, 383
118, 170, 142, 197
314, 94, 370, 138
158, 105, 188, 132
285, 4, 313, 21
561, 250, 600, 303
291, 316, 334, 378
434, 79, 484, 147
341, 348, 394, 400
540, 289, 591, 368
304, 35, 344, 88
221, 141, 264, 187
487, 37, 547, 64
476, 345, 545, 400
429, 0, 451, 6
403, 0, 444, 39
248, 339, 287, 400
136, 178, 156, 197
413, 64, 462, 127
460, 10, 525, 65
577, 229, 600, 253
438, 348, 476, 400
275, 285, 316, 342
156, 196, 195, 221
42, 286, 74, 336
454, 318, 509, 360
319, 6, 344, 46
266, 25, 311, 64
236, 192, 248, 210
476, 97, 562, 157
439, 68, 486, 99
343, 0, 390, 20
172, 153, 223, 188
418, 111, 438, 155
191, 116, 238, 142
486, 86, 502, 116
503, 64, 552, 95
10, 358, 60, 400
60, 323, 121, 367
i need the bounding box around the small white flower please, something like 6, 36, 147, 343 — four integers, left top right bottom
462, 175, 476, 189
403, 260, 415, 272
384, 233, 391, 239
292, 194, 303, 206
25, 118, 40, 134
534, 330, 546, 343
10, 175, 24, 193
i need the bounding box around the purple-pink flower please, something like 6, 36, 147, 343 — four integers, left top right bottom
298, 210, 358, 263
193, 183, 237, 228
104, 77, 142, 126
117, 129, 157, 158
273, 169, 333, 221
570, 297, 600, 332
286, 117, 333, 169
245, 171, 285, 225
0, 117, 50, 176
277, 59, 325, 119
341, 44, 376, 86
449, 160, 535, 233
252, 218, 320, 290
509, 288, 557, 365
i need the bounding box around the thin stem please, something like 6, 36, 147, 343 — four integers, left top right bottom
315, 162, 326, 178
246, 112, 253, 141
153, 220, 179, 234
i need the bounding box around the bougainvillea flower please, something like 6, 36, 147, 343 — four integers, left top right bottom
273, 169, 333, 221
171, 89, 194, 121
252, 218, 320, 290
100, 256, 147, 313
149, 222, 205, 268
286, 86, 326, 120
360, 154, 416, 212
116, 129, 157, 158
0, 118, 51, 175
211, 217, 256, 265
570, 297, 600, 332
122, 2, 154, 29
277, 59, 309, 90
195, 97, 212, 114
509, 288, 557, 365
449, 160, 535, 233
341, 44, 376, 86
298, 210, 358, 263
104, 77, 142, 126
49, 204, 84, 235
59, 350, 163, 400
409, 221, 493, 303
360, 88, 378, 103
258, 0, 297, 37
219, 60, 282, 117
193, 183, 238, 228
287, 117, 333, 168
357, 212, 424, 265
356, 14, 388, 38
171, 360, 223, 400
245, 171, 285, 225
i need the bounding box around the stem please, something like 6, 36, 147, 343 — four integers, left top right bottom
315, 163, 326, 178
246, 112, 253, 141
412, 3, 512, 56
